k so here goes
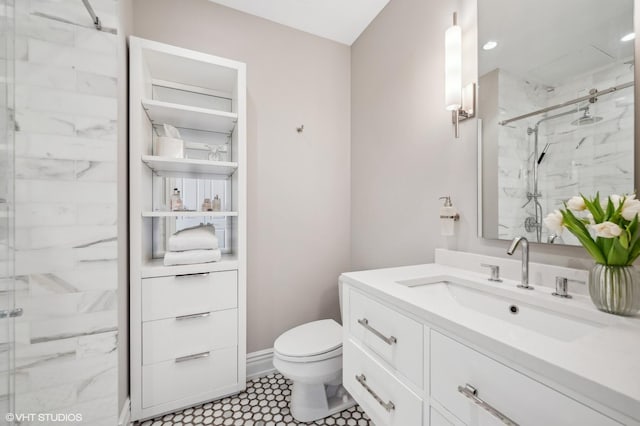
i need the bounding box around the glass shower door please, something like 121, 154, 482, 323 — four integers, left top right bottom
0, 0, 15, 423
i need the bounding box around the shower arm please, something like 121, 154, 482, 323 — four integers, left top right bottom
499, 81, 633, 126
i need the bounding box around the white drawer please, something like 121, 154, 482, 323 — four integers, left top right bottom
430, 406, 455, 426
348, 289, 423, 388
142, 346, 237, 409
343, 338, 422, 426
430, 331, 620, 426
142, 270, 237, 321
142, 308, 238, 365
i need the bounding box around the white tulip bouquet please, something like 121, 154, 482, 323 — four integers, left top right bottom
544, 194, 640, 266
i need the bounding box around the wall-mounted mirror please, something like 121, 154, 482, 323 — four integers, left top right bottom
478, 0, 635, 246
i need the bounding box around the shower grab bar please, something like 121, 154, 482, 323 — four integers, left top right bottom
357, 318, 397, 345
499, 81, 633, 126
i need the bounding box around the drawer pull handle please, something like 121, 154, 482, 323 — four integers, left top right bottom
457, 384, 519, 426
175, 311, 210, 321
356, 374, 395, 412
176, 272, 211, 278
175, 351, 210, 363
357, 318, 397, 345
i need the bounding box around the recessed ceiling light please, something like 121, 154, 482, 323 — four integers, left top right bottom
621, 32, 635, 42
482, 41, 498, 50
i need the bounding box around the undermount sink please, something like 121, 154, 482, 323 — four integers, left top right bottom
396, 275, 608, 341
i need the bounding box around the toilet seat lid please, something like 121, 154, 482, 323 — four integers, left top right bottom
274, 319, 342, 358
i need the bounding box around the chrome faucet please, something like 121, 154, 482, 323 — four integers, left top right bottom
507, 236, 534, 290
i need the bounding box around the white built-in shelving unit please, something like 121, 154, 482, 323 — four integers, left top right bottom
129, 37, 247, 421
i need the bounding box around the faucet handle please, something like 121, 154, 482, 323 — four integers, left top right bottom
481, 264, 502, 282
552, 276, 572, 298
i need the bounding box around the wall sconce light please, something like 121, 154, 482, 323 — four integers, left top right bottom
445, 12, 475, 139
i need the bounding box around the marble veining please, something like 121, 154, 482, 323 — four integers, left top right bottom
9, 0, 120, 423
495, 62, 634, 243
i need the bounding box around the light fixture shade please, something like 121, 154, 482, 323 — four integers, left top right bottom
445, 22, 462, 111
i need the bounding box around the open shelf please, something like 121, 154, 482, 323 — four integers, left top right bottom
142, 211, 238, 218
142, 155, 238, 177
141, 254, 239, 278
142, 99, 237, 133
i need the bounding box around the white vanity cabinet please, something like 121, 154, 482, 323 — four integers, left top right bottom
341, 285, 626, 426
129, 37, 247, 421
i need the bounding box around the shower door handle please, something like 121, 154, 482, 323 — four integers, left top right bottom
0, 308, 23, 319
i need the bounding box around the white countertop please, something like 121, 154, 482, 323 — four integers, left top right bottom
340, 261, 640, 422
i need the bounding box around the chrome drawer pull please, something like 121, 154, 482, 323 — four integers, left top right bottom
175, 311, 210, 321
176, 272, 210, 278
457, 384, 519, 426
357, 318, 397, 345
356, 374, 395, 412
175, 351, 210, 363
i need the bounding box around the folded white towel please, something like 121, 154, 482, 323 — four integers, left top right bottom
168, 224, 218, 252
163, 249, 222, 266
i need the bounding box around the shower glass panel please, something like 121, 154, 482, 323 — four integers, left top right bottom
0, 0, 15, 423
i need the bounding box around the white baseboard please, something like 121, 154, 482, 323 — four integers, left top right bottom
118, 397, 131, 426
247, 348, 276, 380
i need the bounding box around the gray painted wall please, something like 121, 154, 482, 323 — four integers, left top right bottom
131, 0, 351, 353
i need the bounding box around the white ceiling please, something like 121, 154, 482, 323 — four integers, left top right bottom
207, 0, 390, 45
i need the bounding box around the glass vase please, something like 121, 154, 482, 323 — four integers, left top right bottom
589, 264, 640, 316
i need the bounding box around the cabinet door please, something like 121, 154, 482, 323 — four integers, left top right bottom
142, 270, 237, 321
142, 308, 237, 365
348, 289, 423, 388
142, 346, 237, 409
343, 338, 422, 426
430, 406, 456, 426
430, 331, 621, 426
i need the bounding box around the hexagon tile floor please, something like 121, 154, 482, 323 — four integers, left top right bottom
138, 373, 372, 426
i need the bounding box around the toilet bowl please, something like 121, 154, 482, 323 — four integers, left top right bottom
273, 319, 355, 422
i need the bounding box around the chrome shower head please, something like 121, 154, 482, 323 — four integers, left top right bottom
571, 107, 602, 126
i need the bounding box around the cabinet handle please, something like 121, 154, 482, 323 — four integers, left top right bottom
457, 384, 519, 426
176, 272, 210, 278
175, 311, 210, 321
175, 351, 210, 363
357, 318, 397, 345
356, 374, 395, 412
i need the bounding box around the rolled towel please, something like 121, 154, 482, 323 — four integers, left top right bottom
168, 224, 218, 252
163, 249, 222, 266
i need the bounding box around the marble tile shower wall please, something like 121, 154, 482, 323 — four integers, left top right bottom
497, 69, 547, 240
539, 63, 634, 245
497, 63, 635, 244
11, 0, 119, 424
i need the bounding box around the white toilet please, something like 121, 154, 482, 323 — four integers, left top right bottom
273, 319, 355, 422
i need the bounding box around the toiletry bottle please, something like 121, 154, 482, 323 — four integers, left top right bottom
439, 196, 458, 236
212, 195, 221, 212
202, 198, 212, 211
171, 188, 183, 211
